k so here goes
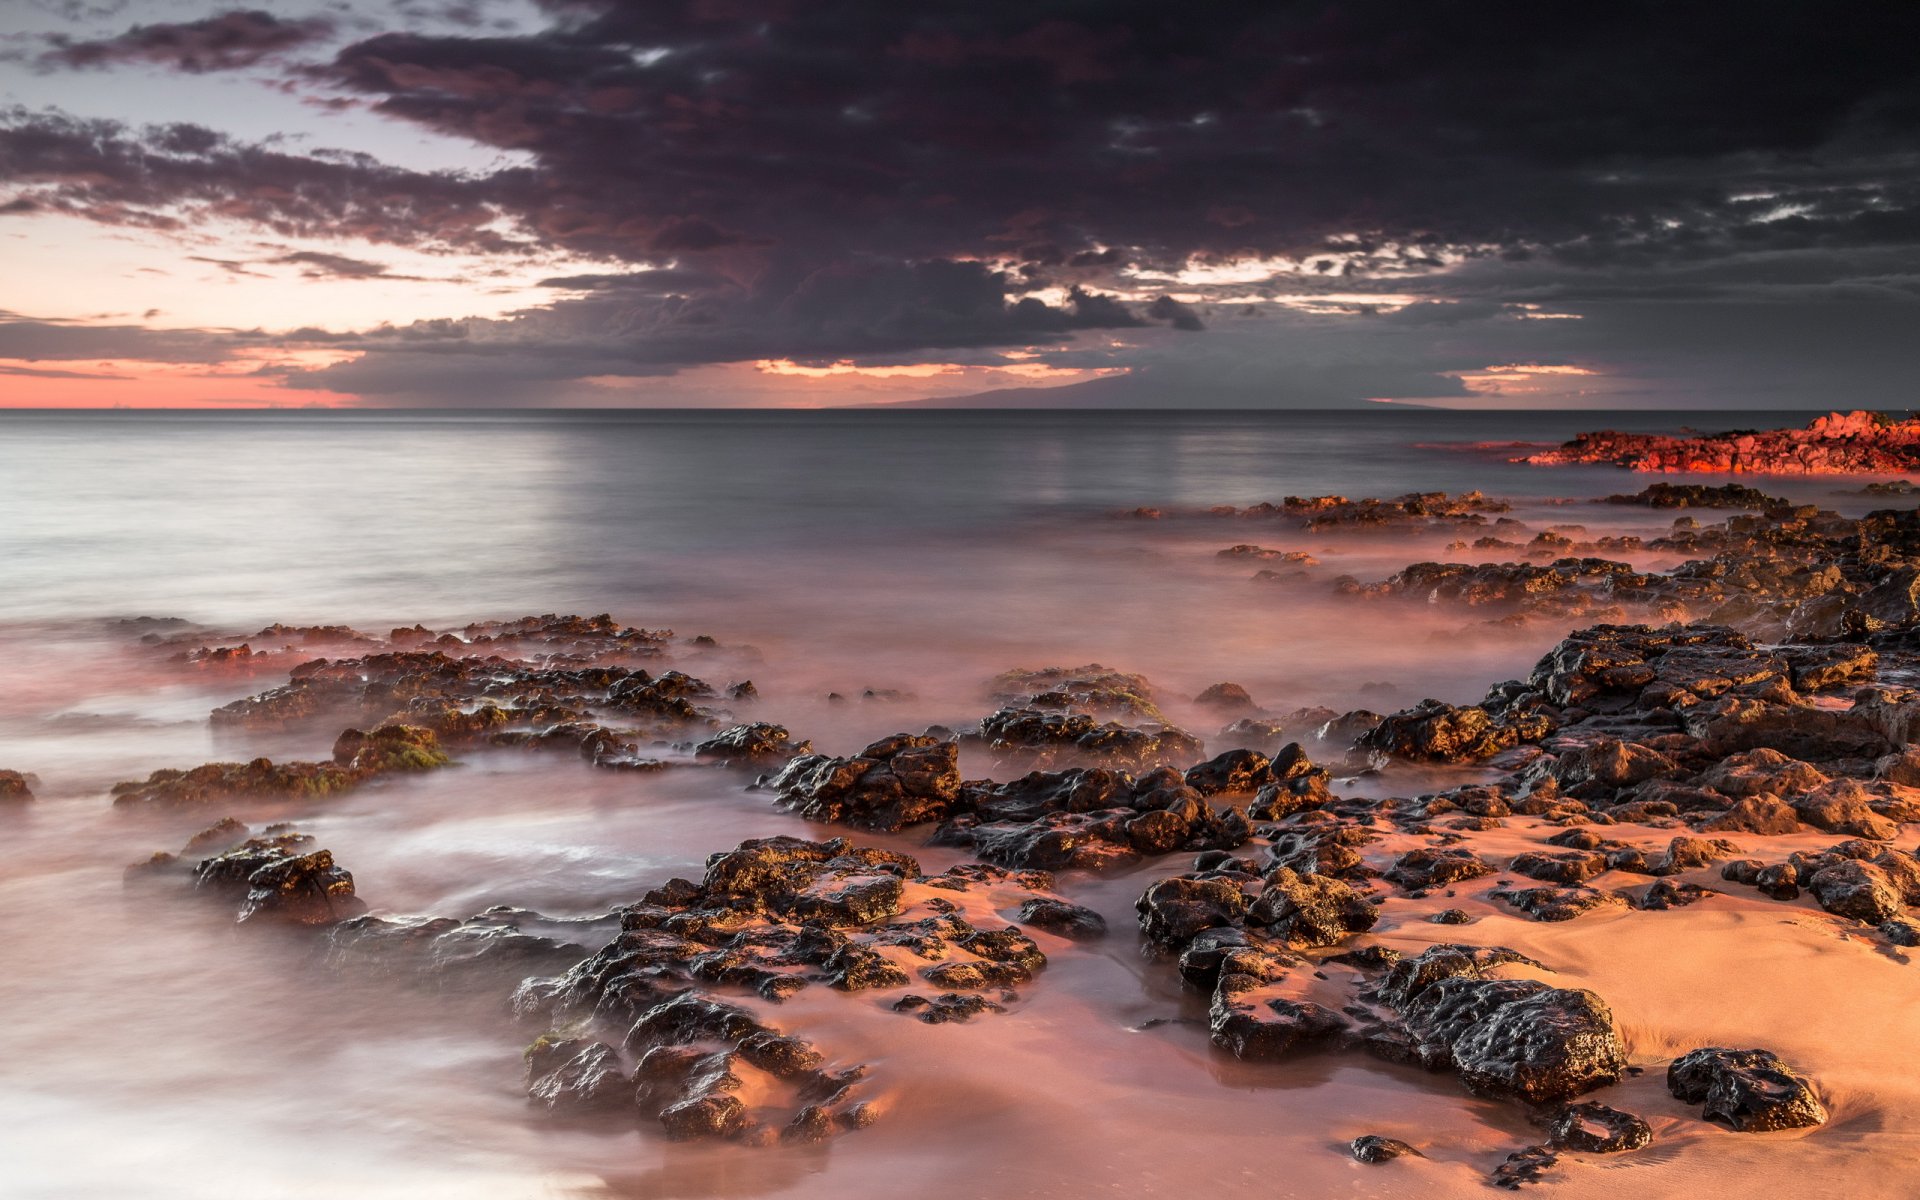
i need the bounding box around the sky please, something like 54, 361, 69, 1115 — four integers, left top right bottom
0, 1, 1916, 409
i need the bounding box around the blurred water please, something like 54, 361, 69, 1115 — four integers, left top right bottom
0, 407, 1843, 628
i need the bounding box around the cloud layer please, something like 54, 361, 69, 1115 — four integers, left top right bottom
2, 2, 1918, 404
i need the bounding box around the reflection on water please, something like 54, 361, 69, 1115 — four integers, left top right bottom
0, 409, 1882, 1198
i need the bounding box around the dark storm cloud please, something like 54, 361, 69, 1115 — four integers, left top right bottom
303, 1, 1920, 268
5, 1, 1920, 402
0, 108, 531, 252
0, 318, 244, 362
39, 10, 334, 73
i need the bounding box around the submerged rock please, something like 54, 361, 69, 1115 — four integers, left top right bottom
1349, 1134, 1422, 1163
1548, 1101, 1652, 1152
193, 833, 364, 926
113, 724, 450, 808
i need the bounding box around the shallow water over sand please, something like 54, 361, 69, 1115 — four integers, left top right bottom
2, 409, 1914, 1198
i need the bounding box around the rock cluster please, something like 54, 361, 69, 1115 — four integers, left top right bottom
1522, 410, 1920, 475
110, 723, 451, 808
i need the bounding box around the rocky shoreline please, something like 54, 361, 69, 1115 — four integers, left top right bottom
19, 481, 1920, 1189
1519, 410, 1920, 475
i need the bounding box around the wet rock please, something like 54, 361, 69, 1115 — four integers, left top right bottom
328, 909, 595, 984
1349, 1134, 1421, 1163
1248, 867, 1377, 948
1602, 482, 1788, 509
1491, 1145, 1561, 1189
0, 769, 35, 802
181, 817, 250, 854
770, 735, 961, 832
525, 1038, 630, 1114
1384, 847, 1496, 890
1247, 743, 1334, 818
193, 834, 364, 926
1548, 738, 1678, 795
1370, 943, 1545, 1010
1548, 1101, 1651, 1152
1014, 897, 1107, 940
973, 706, 1205, 772
1777, 643, 1877, 692
1667, 1047, 1828, 1131
1136, 876, 1247, 947
892, 993, 1007, 1023
694, 722, 811, 766
1209, 992, 1347, 1059
1359, 700, 1546, 764
1184, 748, 1271, 795
1444, 985, 1628, 1103
330, 723, 451, 773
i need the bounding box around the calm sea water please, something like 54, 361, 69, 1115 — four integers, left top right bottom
0, 407, 1847, 628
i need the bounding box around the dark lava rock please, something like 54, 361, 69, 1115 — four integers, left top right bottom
770, 735, 961, 832
972, 706, 1205, 772
1247, 743, 1334, 819
1184, 748, 1272, 795
1548, 1101, 1652, 1152
1209, 993, 1348, 1059
1349, 1134, 1422, 1163
1434, 985, 1627, 1104
1881, 918, 1920, 946
327, 908, 595, 984
1014, 897, 1107, 940
1807, 859, 1905, 923
1508, 850, 1606, 886
1368, 945, 1625, 1105
525, 1038, 630, 1114
1247, 867, 1377, 948
1491, 1145, 1561, 1190
1603, 482, 1787, 509
1492, 884, 1627, 923
1636, 880, 1716, 910
893, 992, 1007, 1023
193, 833, 364, 926
694, 722, 811, 766
331, 723, 451, 773
1136, 875, 1247, 946
1385, 847, 1495, 890
1667, 1047, 1828, 1131
1359, 700, 1547, 764
1194, 682, 1258, 714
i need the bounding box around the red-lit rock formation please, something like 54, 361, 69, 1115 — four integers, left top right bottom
1521, 410, 1920, 475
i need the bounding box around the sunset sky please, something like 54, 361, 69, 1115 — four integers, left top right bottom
2, 1, 1917, 409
